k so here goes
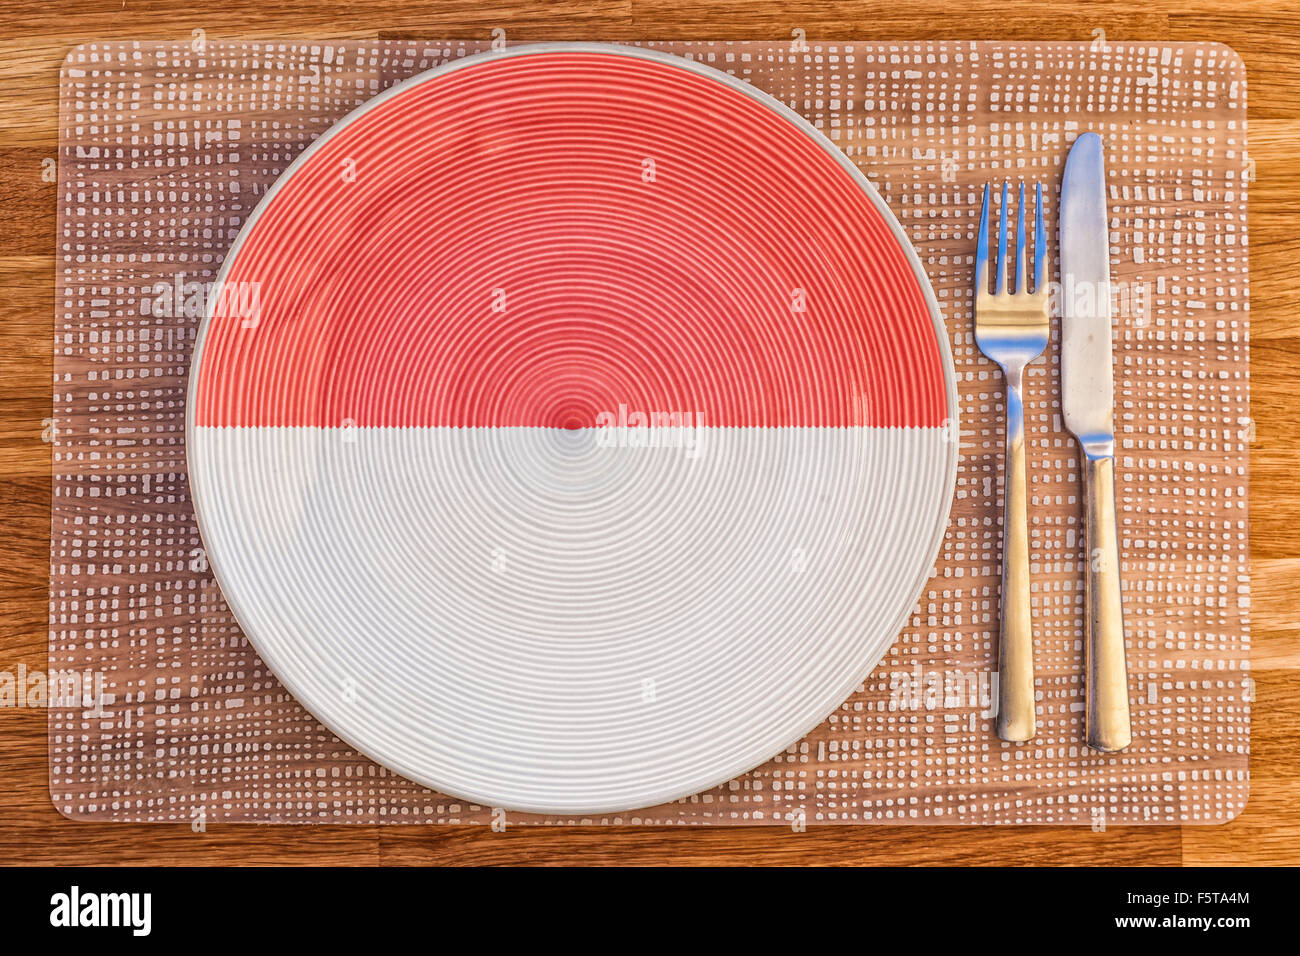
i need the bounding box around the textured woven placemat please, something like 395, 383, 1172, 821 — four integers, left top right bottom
49, 38, 1249, 825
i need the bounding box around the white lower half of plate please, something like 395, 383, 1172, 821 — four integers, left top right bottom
190, 425, 953, 814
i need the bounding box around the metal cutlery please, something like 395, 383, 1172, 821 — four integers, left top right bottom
974, 180, 1049, 743
1060, 132, 1132, 752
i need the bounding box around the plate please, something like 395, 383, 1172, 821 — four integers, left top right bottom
188, 42, 958, 814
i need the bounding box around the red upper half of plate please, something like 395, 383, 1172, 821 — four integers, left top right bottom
192, 49, 949, 429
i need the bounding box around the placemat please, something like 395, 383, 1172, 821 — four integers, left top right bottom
49, 38, 1249, 825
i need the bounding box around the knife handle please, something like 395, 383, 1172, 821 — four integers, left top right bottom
1082, 453, 1132, 752
996, 375, 1035, 742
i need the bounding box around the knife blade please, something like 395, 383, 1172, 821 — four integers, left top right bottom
1060, 132, 1113, 453
1059, 132, 1132, 752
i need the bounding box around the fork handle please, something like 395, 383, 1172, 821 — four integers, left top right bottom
1082, 453, 1132, 752
996, 374, 1035, 742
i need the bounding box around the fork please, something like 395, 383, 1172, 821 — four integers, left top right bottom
974, 181, 1049, 743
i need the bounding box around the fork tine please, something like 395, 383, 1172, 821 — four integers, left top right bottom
976, 182, 989, 294
1015, 182, 1027, 293
1033, 182, 1047, 294
995, 181, 1009, 295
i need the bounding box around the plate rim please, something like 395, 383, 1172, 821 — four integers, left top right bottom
186, 40, 961, 815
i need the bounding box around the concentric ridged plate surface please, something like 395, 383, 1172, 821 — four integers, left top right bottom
188, 43, 958, 814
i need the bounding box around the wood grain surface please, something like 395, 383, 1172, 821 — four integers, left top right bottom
3, 0, 1298, 866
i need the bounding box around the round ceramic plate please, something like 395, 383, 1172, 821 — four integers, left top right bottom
188, 42, 958, 815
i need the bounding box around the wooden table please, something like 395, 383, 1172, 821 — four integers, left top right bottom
2, 0, 1296, 866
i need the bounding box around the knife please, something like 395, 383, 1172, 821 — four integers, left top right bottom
1059, 132, 1132, 752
